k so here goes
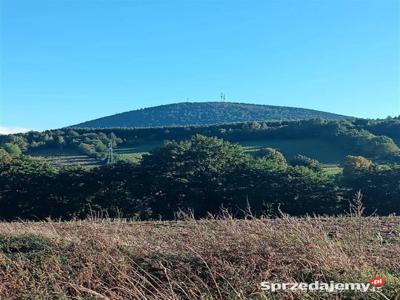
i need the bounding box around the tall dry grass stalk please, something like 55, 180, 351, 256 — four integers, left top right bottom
0, 214, 399, 299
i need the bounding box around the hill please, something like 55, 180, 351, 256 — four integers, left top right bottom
71, 102, 349, 128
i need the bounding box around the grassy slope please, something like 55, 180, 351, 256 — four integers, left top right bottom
27, 139, 346, 177
27, 138, 349, 172
28, 148, 104, 168
116, 138, 348, 167
114, 141, 163, 163
0, 216, 399, 299
240, 138, 348, 163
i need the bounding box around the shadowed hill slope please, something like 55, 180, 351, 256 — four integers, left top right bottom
72, 102, 349, 128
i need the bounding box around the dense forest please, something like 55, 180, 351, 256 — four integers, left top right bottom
0, 116, 399, 220
0, 133, 399, 220
1, 117, 399, 163
72, 102, 349, 128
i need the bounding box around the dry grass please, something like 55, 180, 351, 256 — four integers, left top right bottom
0, 214, 399, 300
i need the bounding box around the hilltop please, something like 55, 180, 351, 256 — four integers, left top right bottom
71, 102, 349, 128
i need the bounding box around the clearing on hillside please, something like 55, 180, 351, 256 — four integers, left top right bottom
114, 142, 163, 163
240, 138, 349, 163
28, 148, 103, 168
115, 138, 348, 165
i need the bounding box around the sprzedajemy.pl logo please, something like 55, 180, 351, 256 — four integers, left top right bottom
261, 277, 385, 293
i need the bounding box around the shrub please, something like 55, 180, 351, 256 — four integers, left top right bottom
290, 154, 322, 172
3, 143, 22, 157
257, 147, 287, 165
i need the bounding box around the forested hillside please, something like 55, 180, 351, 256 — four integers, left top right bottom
2, 117, 399, 165
1, 116, 399, 220
72, 102, 349, 128
0, 135, 399, 220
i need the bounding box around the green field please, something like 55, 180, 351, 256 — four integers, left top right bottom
28, 138, 348, 172
116, 138, 348, 164
115, 142, 162, 163
28, 148, 103, 168
240, 138, 349, 163
113, 138, 346, 176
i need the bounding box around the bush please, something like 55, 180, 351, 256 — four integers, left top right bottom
0, 149, 12, 163
341, 155, 373, 179
3, 143, 22, 157
341, 165, 400, 215
290, 154, 322, 172
257, 147, 287, 165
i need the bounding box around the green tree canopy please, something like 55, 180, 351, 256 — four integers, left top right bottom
257, 147, 287, 165
341, 155, 373, 179
140, 135, 250, 217
3, 143, 22, 157
290, 154, 322, 172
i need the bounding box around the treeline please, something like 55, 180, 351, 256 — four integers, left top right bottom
1, 117, 399, 163
357, 116, 400, 143
0, 130, 123, 160
0, 135, 399, 220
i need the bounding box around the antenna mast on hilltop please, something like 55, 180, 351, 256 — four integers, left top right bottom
220, 92, 226, 102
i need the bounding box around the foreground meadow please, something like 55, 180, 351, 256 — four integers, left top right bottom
0, 215, 399, 300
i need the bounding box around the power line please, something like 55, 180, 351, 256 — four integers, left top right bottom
107, 141, 114, 165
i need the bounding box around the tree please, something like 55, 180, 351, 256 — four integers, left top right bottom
257, 147, 287, 165
3, 143, 22, 157
78, 143, 95, 156
139, 135, 250, 218
94, 140, 107, 152
341, 155, 373, 179
56, 136, 66, 149
340, 165, 400, 215
290, 154, 322, 172
0, 156, 57, 219
0, 149, 11, 164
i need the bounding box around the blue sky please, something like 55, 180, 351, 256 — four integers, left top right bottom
0, 0, 399, 132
